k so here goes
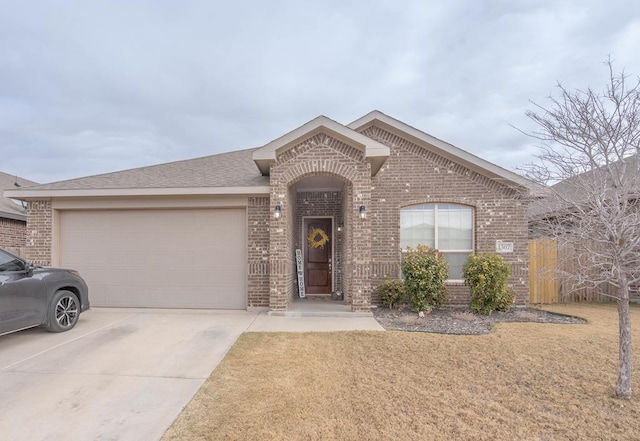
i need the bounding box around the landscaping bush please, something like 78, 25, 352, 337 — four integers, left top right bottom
378, 279, 406, 309
463, 253, 515, 315
400, 245, 449, 313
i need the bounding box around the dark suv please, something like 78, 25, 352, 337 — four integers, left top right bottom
0, 247, 89, 336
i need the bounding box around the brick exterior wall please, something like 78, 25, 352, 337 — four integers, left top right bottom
361, 124, 529, 306
0, 217, 26, 248
247, 197, 270, 307
21, 120, 530, 312
269, 133, 372, 312
25, 200, 53, 266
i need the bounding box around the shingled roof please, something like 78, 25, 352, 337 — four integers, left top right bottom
7, 111, 542, 200
8, 147, 270, 198
0, 171, 37, 221
528, 154, 640, 219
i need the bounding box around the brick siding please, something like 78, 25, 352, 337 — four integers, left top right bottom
247, 197, 270, 307
25, 200, 53, 266
0, 217, 27, 248
21, 121, 530, 311
361, 124, 529, 306
269, 133, 372, 312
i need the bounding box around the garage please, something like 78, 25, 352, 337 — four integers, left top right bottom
58, 208, 247, 309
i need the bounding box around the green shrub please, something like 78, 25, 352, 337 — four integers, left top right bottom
463, 253, 516, 315
401, 245, 449, 313
378, 279, 406, 309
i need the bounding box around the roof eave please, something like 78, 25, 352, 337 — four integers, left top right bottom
252, 115, 390, 176
4, 186, 271, 200
367, 154, 388, 176
0, 210, 26, 222
254, 159, 272, 176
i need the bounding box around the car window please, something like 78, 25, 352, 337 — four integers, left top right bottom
0, 249, 25, 272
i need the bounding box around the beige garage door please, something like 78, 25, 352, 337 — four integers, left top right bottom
59, 208, 247, 309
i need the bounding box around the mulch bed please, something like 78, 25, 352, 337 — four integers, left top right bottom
372, 306, 587, 335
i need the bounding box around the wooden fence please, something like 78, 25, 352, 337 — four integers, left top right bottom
528, 238, 615, 303
528, 239, 558, 303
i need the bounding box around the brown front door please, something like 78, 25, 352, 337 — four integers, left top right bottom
304, 218, 332, 294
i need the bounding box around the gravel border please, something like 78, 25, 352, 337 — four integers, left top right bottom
372, 306, 587, 335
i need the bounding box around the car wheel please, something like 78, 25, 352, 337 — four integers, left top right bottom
47, 290, 80, 332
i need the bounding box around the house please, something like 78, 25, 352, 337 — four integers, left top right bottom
0, 171, 37, 252
5, 111, 535, 312
529, 154, 640, 234
528, 154, 640, 302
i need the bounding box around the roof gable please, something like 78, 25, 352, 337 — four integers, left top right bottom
5, 110, 541, 201
252, 115, 390, 176
349, 110, 540, 194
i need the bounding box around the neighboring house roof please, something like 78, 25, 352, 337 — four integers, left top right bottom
528, 154, 640, 219
6, 110, 539, 200
0, 172, 37, 221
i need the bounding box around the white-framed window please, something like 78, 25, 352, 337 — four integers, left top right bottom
400, 203, 474, 280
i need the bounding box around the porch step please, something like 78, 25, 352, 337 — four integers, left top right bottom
269, 299, 375, 317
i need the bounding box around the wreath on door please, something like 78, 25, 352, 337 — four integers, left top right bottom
307, 227, 330, 249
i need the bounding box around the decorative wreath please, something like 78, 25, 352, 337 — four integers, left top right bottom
307, 227, 330, 249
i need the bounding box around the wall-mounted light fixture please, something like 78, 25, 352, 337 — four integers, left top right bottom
274, 205, 282, 219
337, 223, 343, 232
359, 205, 366, 219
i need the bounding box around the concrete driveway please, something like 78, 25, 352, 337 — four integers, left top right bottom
0, 308, 259, 441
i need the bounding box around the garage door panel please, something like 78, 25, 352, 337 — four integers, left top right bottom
59, 209, 246, 309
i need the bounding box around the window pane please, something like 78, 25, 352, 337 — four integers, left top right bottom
0, 249, 23, 272
443, 252, 470, 279
437, 204, 473, 250
400, 203, 474, 281
400, 205, 434, 249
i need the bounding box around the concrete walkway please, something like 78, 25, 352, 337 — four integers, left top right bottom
0, 307, 383, 441
247, 299, 385, 332
248, 309, 384, 332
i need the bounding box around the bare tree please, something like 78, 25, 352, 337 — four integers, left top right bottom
523, 58, 640, 398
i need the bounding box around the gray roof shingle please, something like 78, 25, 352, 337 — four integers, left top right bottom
528, 155, 640, 219
0, 172, 38, 220
21, 147, 269, 191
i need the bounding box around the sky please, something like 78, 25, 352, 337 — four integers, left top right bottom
1, 0, 639, 185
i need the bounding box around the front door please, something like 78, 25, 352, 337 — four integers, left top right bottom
304, 218, 332, 294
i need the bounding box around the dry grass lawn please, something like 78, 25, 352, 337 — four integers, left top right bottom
163, 304, 640, 441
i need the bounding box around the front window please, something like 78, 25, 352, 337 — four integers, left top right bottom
400, 203, 474, 279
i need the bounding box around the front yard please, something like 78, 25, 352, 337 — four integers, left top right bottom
163, 304, 640, 440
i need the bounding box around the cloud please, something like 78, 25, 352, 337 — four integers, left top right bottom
1, 0, 639, 183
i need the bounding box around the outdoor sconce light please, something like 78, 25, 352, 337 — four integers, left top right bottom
359, 205, 366, 219
274, 205, 282, 219
337, 223, 343, 232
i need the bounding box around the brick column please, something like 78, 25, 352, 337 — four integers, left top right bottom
268, 182, 293, 311
350, 173, 372, 312
247, 197, 270, 307
25, 200, 52, 266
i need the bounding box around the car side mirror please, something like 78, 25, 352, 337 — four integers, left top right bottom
23, 261, 34, 276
